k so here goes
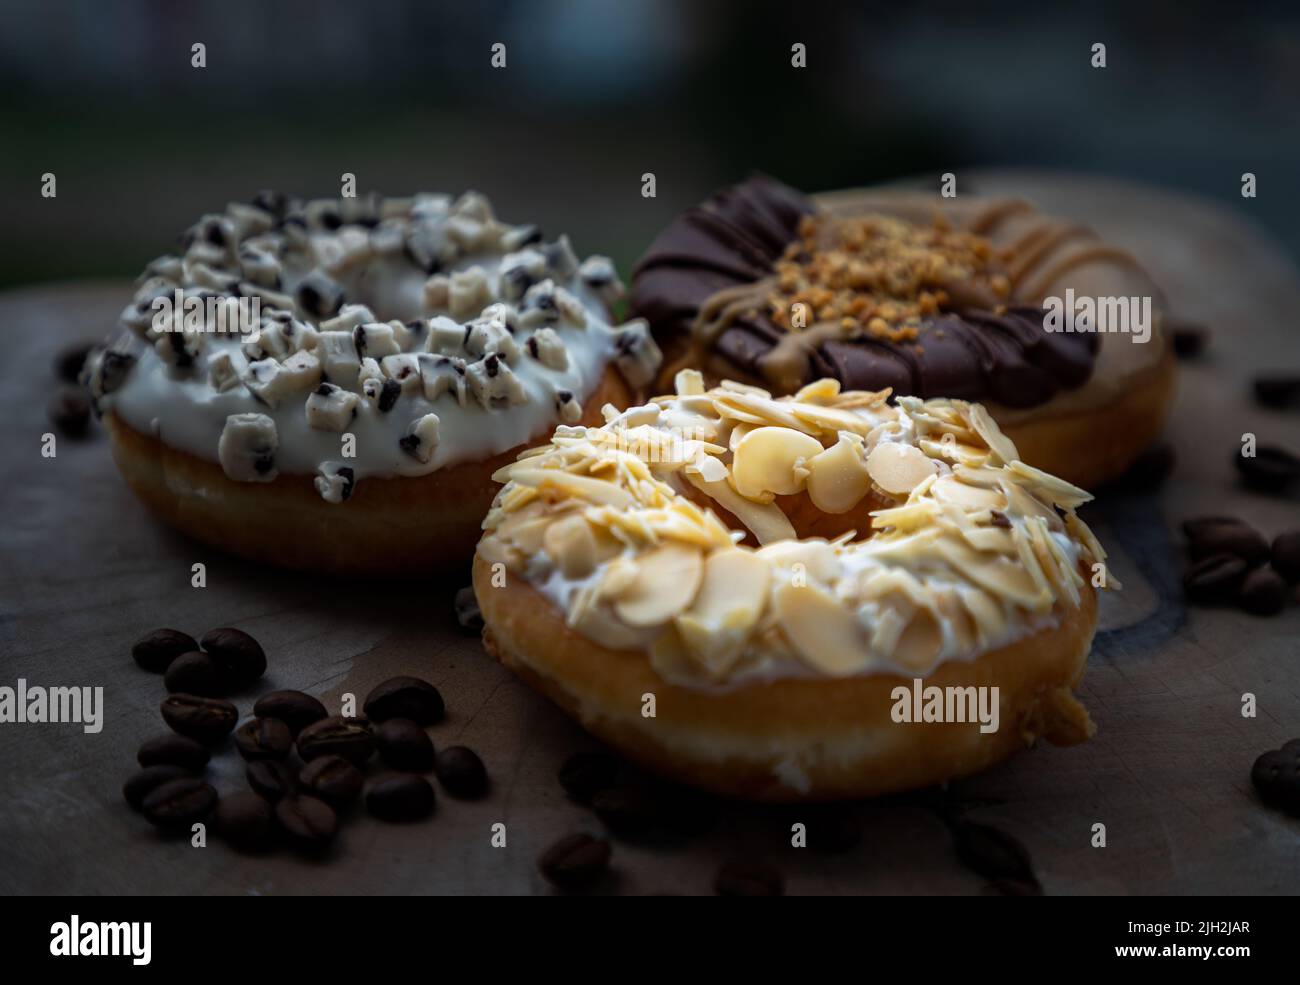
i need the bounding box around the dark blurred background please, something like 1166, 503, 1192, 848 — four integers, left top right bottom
2, 0, 1298, 289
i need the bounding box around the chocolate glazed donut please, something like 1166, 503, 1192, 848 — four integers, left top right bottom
630, 176, 1177, 488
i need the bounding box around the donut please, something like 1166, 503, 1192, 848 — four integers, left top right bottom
473, 370, 1110, 801
85, 190, 660, 576
629, 176, 1176, 488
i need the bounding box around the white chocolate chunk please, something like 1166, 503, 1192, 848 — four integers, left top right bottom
499, 250, 547, 302
418, 354, 468, 405
525, 328, 568, 370
314, 461, 356, 504
207, 350, 241, 392
218, 413, 278, 482
399, 412, 441, 464
611, 319, 662, 388
578, 255, 624, 306
352, 322, 400, 360
449, 266, 493, 320
424, 315, 467, 356
552, 385, 582, 424
423, 274, 451, 311
318, 330, 361, 388
465, 354, 526, 408
465, 318, 520, 364
320, 304, 376, 334
305, 382, 359, 431
380, 354, 423, 395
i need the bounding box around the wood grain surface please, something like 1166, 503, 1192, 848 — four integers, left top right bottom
1, 172, 1297, 895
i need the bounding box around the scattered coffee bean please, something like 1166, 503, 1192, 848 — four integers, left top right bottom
805, 806, 863, 854
1113, 442, 1175, 489
137, 733, 210, 770
454, 586, 483, 633
1169, 322, 1208, 360
589, 783, 710, 843
558, 751, 618, 804
297, 716, 374, 765
1253, 374, 1300, 409
950, 820, 1041, 893
252, 689, 327, 735
363, 676, 444, 725
298, 755, 363, 807
132, 628, 199, 673
538, 833, 611, 890
366, 772, 436, 822
234, 717, 293, 761
141, 777, 217, 830
161, 693, 239, 744
1271, 531, 1300, 582
54, 339, 97, 382
1239, 567, 1287, 616
714, 858, 785, 897
1235, 445, 1300, 492
1251, 739, 1300, 815
247, 760, 297, 802
123, 765, 191, 812
1183, 554, 1249, 604
275, 795, 338, 852
591, 784, 659, 840
214, 790, 275, 852
163, 651, 227, 696
1184, 516, 1269, 565
199, 627, 266, 687
434, 746, 488, 798
48, 387, 90, 438
375, 718, 435, 772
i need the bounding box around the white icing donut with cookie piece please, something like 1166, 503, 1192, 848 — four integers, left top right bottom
473, 371, 1109, 800
87, 190, 658, 576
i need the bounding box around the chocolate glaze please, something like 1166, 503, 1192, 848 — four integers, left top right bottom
630, 176, 1098, 407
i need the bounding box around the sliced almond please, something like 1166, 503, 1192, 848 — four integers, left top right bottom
675, 548, 769, 677
929, 474, 1005, 511
612, 542, 704, 627
686, 472, 796, 545
966, 403, 1020, 464
506, 468, 635, 509
542, 515, 601, 579
674, 368, 705, 396
865, 441, 938, 496
732, 426, 825, 499
890, 608, 944, 670
773, 581, 870, 676
755, 539, 840, 583
806, 432, 872, 514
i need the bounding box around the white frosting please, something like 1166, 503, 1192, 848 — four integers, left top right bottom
94, 193, 645, 493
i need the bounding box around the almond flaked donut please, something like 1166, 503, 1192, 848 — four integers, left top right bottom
630, 177, 1175, 488
85, 190, 660, 575
473, 371, 1110, 801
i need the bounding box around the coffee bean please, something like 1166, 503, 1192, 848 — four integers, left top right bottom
123, 765, 191, 812
234, 717, 293, 761
214, 790, 275, 852
454, 586, 483, 634
1184, 516, 1269, 565
141, 777, 217, 830
132, 628, 199, 673
253, 689, 327, 735
137, 733, 210, 770
48, 387, 90, 438
1251, 739, 1300, 815
1169, 322, 1208, 360
950, 820, 1041, 892
363, 676, 444, 725
199, 627, 266, 687
163, 651, 227, 696
805, 806, 863, 854
1239, 567, 1287, 616
298, 755, 363, 807
365, 772, 436, 822
589, 782, 711, 844
1253, 375, 1300, 409
1271, 531, 1300, 582
558, 751, 618, 804
714, 858, 784, 896
375, 718, 435, 772
538, 833, 611, 890
247, 759, 297, 802
54, 339, 97, 382
591, 784, 658, 840
1183, 553, 1248, 604
161, 693, 238, 744
1235, 445, 1300, 492
434, 745, 488, 798
1113, 442, 1175, 490
297, 716, 374, 765
275, 795, 338, 852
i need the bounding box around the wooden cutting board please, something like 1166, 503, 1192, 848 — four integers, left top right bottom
1, 171, 1297, 895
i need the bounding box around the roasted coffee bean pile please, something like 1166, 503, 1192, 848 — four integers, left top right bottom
1181, 517, 1300, 616
122, 626, 489, 854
